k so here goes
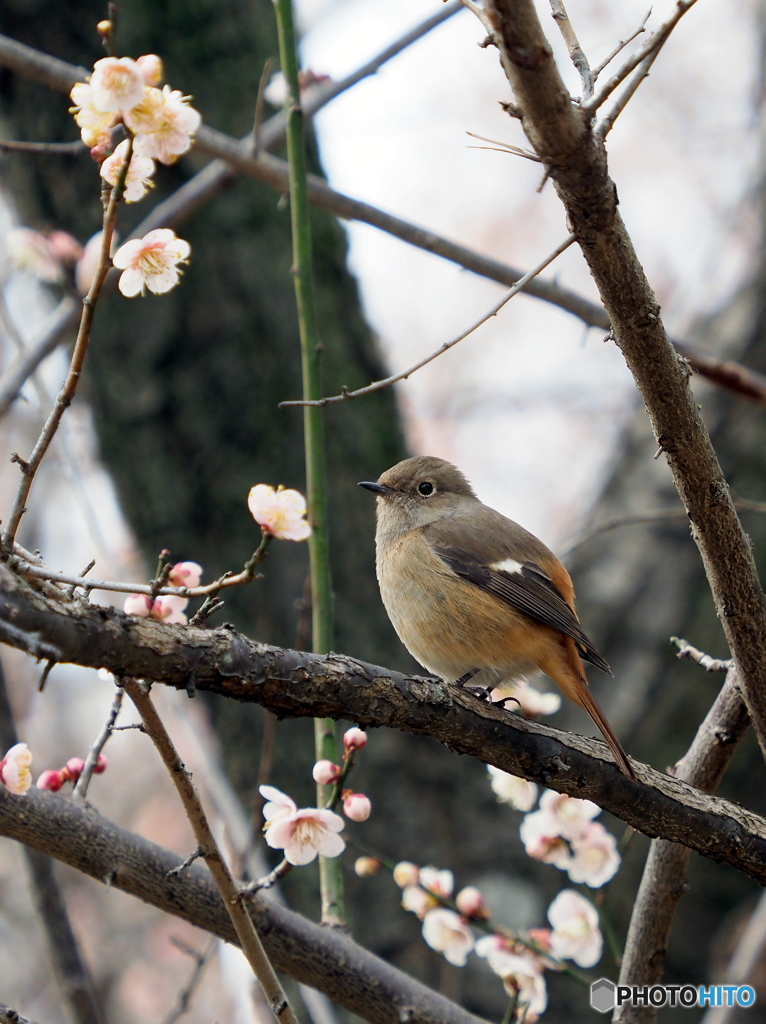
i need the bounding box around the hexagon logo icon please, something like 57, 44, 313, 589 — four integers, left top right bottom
591, 978, 616, 1013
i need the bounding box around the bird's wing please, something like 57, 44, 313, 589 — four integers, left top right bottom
425, 513, 610, 675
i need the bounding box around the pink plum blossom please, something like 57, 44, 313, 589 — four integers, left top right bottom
124, 593, 152, 617
123, 593, 189, 624
46, 231, 83, 265
538, 790, 601, 840
487, 765, 538, 811
69, 82, 116, 148
247, 485, 311, 541
421, 908, 475, 966
100, 140, 155, 203
90, 57, 145, 112
168, 561, 203, 589
343, 727, 367, 751
393, 862, 420, 888
547, 890, 603, 968
112, 228, 191, 297
455, 886, 489, 920
519, 809, 573, 869
0, 743, 32, 795
36, 769, 64, 792
6, 227, 63, 284
567, 822, 621, 888
259, 785, 297, 825
491, 678, 561, 717
125, 86, 201, 164
342, 792, 371, 822
312, 760, 341, 785
264, 806, 345, 866
419, 866, 454, 898
136, 54, 164, 87
354, 857, 381, 877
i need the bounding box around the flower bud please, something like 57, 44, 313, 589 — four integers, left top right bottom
342, 792, 371, 822
96, 20, 113, 39
124, 593, 153, 617
135, 54, 164, 87
354, 856, 381, 877
65, 757, 86, 781
312, 759, 341, 785
36, 769, 64, 792
94, 754, 108, 774
343, 727, 367, 751
168, 561, 203, 589
455, 886, 489, 919
393, 861, 421, 888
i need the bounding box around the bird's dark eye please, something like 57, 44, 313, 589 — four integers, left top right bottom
418, 481, 434, 496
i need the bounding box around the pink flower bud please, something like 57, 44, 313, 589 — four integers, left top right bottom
124, 593, 153, 617
343, 727, 367, 751
354, 856, 381, 877
168, 561, 203, 589
342, 792, 371, 822
455, 886, 489, 919
94, 754, 108, 774
393, 861, 421, 888
64, 757, 85, 782
135, 54, 164, 87
36, 769, 64, 792
312, 760, 341, 785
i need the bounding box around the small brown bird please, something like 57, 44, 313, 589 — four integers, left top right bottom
359, 456, 634, 779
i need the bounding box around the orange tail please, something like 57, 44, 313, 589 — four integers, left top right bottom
540, 639, 636, 780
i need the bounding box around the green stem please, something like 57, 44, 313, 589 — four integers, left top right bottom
274, 0, 343, 928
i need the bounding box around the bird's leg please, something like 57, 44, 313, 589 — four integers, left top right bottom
453, 668, 480, 688
492, 695, 521, 709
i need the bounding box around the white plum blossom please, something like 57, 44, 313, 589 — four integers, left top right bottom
0, 743, 33, 795
6, 227, 63, 283
548, 890, 603, 968
419, 866, 454, 898
567, 822, 621, 887
259, 785, 297, 825
455, 886, 489, 919
538, 790, 601, 840
248, 484, 311, 541
264, 806, 345, 866
136, 54, 164, 87
69, 81, 117, 148
519, 808, 573, 869
421, 908, 475, 966
487, 765, 538, 811
475, 936, 547, 1022
401, 885, 437, 919
393, 862, 420, 888
168, 561, 203, 589
491, 678, 561, 717
100, 140, 156, 203
112, 229, 190, 297
126, 85, 201, 164
342, 792, 371, 822
89, 56, 145, 112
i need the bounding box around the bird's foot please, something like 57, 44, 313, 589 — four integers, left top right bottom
453, 668, 480, 688
492, 695, 521, 709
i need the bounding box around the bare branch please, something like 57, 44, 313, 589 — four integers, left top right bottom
0, 786, 489, 1024
465, 131, 541, 161
591, 9, 651, 79
549, 0, 593, 99
596, 49, 660, 138
0, 138, 85, 154
279, 235, 575, 406
485, 0, 766, 764
671, 637, 732, 674
242, 857, 293, 895
71, 685, 123, 799
123, 678, 300, 1024
162, 936, 217, 1024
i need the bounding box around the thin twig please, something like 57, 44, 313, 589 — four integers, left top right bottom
549, 0, 593, 99
241, 857, 293, 896
252, 57, 276, 155
465, 132, 541, 161
671, 637, 732, 674
162, 936, 217, 1024
591, 9, 651, 79
1, 138, 135, 552
123, 678, 300, 1024
582, 0, 700, 113
455, 0, 493, 32
0, 138, 85, 154
166, 844, 204, 877
596, 49, 660, 137
72, 685, 124, 798
280, 234, 575, 407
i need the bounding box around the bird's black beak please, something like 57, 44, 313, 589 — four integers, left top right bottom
358, 481, 392, 496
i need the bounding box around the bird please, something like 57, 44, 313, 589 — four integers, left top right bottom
359, 455, 635, 779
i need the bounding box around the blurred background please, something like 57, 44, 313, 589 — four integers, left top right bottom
0, 0, 764, 1021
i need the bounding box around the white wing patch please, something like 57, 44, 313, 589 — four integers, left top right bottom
492, 558, 523, 575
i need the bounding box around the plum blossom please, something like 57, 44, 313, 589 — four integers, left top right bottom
248, 485, 311, 541
123, 592, 188, 624
312, 760, 341, 785
455, 886, 489, 920
401, 885, 437, 919
89, 56, 145, 112
264, 806, 345, 866
491, 678, 561, 717
37, 769, 64, 792
259, 785, 297, 825
475, 936, 548, 1021
343, 727, 367, 751
76, 231, 116, 296
69, 82, 117, 149
393, 862, 420, 888
487, 765, 538, 811
136, 54, 164, 87
0, 743, 32, 795
422, 908, 474, 966
100, 140, 156, 203
37, 754, 107, 792
342, 792, 371, 822
6, 227, 64, 284
125, 86, 201, 164
168, 561, 203, 589
354, 856, 381, 877
112, 228, 190, 297
548, 890, 603, 968
519, 809, 572, 869
46, 231, 83, 265
419, 866, 454, 898
538, 790, 601, 839
567, 822, 620, 887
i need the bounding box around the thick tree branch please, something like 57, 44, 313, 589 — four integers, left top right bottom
0, 34, 764, 410
0, 786, 489, 1024
1, 567, 766, 884
484, 0, 766, 762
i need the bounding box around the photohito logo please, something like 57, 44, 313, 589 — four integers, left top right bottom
590, 979, 756, 1013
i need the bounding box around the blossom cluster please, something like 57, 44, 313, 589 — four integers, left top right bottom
124, 560, 202, 626
261, 728, 371, 865
37, 754, 107, 792
389, 859, 603, 1022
